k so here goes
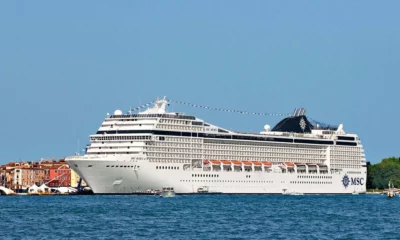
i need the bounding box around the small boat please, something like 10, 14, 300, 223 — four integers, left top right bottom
197, 186, 209, 194
387, 180, 395, 198
196, 186, 222, 194
352, 189, 359, 195
160, 187, 175, 198
283, 191, 304, 195
289, 192, 304, 195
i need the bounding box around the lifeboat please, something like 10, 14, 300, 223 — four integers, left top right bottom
318, 164, 328, 169
221, 160, 231, 165
252, 161, 262, 166
295, 163, 306, 169
262, 161, 272, 167
210, 160, 221, 165
203, 160, 210, 165
307, 163, 317, 168
242, 161, 252, 166
231, 160, 242, 165
284, 162, 295, 168
295, 163, 306, 168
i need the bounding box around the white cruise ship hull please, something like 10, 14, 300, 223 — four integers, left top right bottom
66, 156, 366, 194
66, 98, 367, 195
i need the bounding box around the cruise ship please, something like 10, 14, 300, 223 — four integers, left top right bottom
66, 97, 367, 194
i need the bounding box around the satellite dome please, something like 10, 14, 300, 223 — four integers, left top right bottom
264, 125, 271, 132
114, 110, 123, 115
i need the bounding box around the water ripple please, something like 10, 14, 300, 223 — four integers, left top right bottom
0, 195, 399, 240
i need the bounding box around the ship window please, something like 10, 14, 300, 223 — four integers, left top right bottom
111, 165, 114, 167
106, 165, 109, 167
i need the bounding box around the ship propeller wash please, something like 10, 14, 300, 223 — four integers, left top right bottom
66, 97, 367, 194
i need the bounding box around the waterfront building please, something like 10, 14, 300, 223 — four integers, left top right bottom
47, 165, 71, 187
70, 169, 87, 188
0, 159, 76, 191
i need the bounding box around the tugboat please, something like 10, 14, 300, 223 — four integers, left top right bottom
160, 187, 175, 198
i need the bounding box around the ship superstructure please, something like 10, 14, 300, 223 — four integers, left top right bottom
66, 97, 367, 194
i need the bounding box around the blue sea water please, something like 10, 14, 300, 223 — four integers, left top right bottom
0, 194, 399, 240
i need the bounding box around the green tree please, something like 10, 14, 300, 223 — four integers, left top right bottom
367, 157, 400, 189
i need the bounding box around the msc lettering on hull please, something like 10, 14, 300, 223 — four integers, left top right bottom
351, 177, 364, 185
342, 174, 364, 188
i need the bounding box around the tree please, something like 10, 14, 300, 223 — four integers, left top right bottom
367, 157, 400, 189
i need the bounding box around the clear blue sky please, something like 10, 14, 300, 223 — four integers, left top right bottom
1, 1, 399, 164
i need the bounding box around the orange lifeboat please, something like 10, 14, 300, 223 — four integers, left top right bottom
231, 160, 242, 165
203, 160, 210, 165
262, 161, 272, 167
210, 160, 221, 165
284, 162, 295, 168
221, 160, 231, 165
252, 161, 262, 166
242, 161, 252, 166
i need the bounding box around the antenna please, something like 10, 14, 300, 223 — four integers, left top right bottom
77, 138, 80, 156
